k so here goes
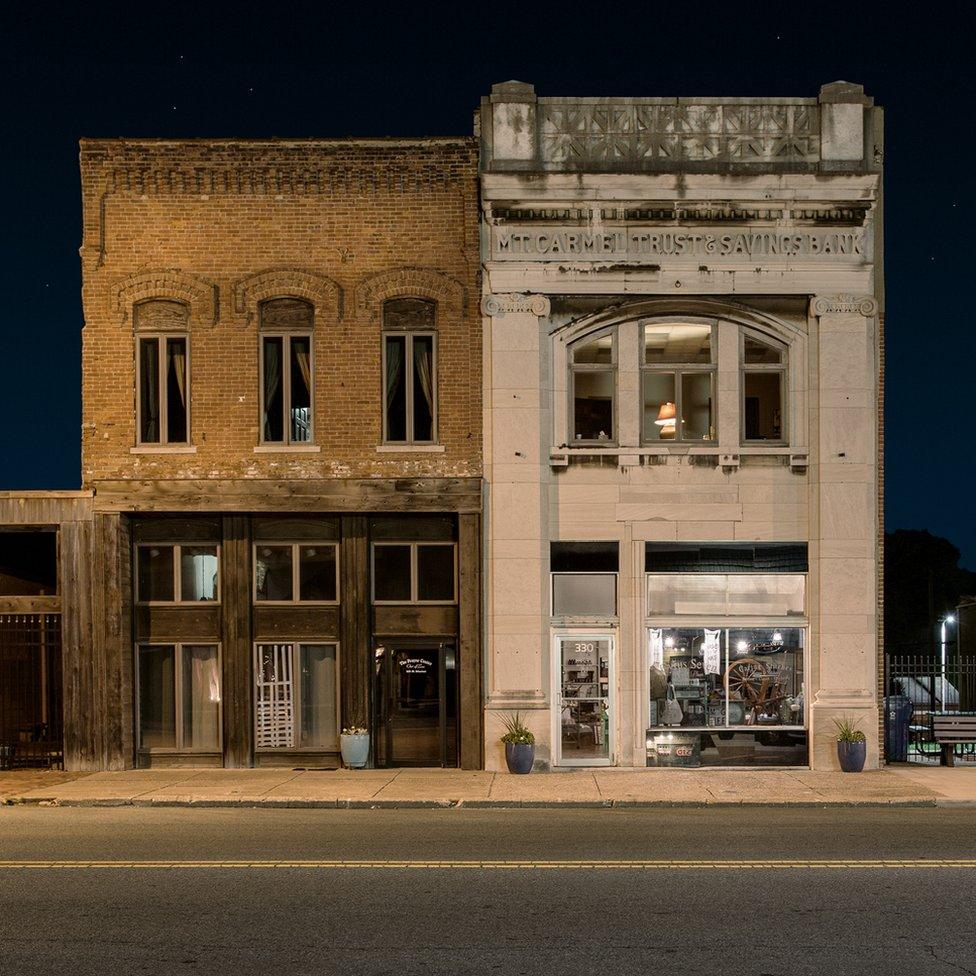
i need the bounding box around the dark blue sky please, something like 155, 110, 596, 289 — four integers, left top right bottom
2, 3, 973, 563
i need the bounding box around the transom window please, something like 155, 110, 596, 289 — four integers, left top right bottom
253, 543, 339, 604
260, 298, 313, 445
383, 298, 437, 444
372, 542, 457, 603
642, 322, 716, 443
570, 331, 615, 442
136, 544, 219, 603
742, 331, 787, 442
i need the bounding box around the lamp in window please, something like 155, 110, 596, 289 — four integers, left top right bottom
655, 401, 677, 440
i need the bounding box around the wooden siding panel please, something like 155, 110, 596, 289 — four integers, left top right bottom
60, 520, 96, 770
220, 516, 252, 768
339, 516, 369, 729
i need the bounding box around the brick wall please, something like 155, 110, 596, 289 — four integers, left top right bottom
79, 139, 482, 484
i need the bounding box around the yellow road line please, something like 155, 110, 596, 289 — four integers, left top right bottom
0, 859, 973, 870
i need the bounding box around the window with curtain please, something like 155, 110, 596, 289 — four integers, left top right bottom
642, 321, 716, 443
254, 643, 338, 750
383, 298, 436, 444
138, 643, 221, 752
741, 331, 787, 442
259, 298, 314, 445
138, 334, 188, 445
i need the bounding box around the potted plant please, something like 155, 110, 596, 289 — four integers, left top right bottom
340, 726, 370, 769
834, 715, 867, 773
501, 712, 535, 774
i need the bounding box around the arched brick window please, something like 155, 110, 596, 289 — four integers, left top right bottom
382, 298, 437, 444
259, 298, 314, 445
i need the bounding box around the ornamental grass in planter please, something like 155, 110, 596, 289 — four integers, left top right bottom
834, 715, 867, 773
501, 712, 535, 774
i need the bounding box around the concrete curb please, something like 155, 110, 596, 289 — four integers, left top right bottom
3, 796, 941, 810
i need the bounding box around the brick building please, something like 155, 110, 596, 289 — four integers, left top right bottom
0, 137, 484, 770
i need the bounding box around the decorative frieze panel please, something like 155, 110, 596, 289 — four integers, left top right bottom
481, 293, 551, 317
538, 103, 820, 168
811, 295, 878, 316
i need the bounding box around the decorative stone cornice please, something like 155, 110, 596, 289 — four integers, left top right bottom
113, 269, 218, 329
811, 294, 878, 317
481, 293, 550, 317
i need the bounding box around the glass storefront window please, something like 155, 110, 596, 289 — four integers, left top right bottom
137, 546, 175, 602
254, 642, 338, 750
648, 627, 804, 730
647, 573, 805, 616
299, 545, 337, 602
255, 545, 293, 601
180, 547, 218, 602
138, 643, 221, 752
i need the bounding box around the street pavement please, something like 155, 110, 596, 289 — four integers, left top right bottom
0, 805, 974, 975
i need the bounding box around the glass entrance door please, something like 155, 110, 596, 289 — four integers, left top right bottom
555, 634, 613, 765
374, 643, 458, 767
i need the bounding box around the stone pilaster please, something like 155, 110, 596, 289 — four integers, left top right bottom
481, 293, 552, 768
809, 294, 881, 768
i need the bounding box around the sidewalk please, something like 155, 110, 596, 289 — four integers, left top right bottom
3, 764, 974, 808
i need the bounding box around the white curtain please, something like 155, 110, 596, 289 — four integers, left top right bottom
184, 646, 220, 751
649, 628, 664, 668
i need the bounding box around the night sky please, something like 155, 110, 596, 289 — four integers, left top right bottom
2, 3, 973, 561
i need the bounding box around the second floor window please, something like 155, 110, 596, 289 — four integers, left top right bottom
138, 335, 188, 445
642, 321, 716, 443
260, 298, 313, 444
383, 298, 436, 444
570, 332, 615, 442
254, 542, 339, 604
742, 332, 787, 442
136, 543, 219, 603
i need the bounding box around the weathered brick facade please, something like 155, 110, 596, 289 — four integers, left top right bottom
79, 139, 481, 484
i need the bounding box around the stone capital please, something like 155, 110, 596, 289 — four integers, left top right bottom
481, 293, 550, 318
811, 294, 878, 317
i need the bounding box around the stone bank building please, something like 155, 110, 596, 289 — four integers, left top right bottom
0, 81, 884, 773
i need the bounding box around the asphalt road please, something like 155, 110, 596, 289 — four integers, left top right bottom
1, 806, 974, 975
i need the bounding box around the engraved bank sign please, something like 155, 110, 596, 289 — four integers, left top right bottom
491, 225, 868, 263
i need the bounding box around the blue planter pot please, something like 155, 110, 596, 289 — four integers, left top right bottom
505, 742, 535, 774
340, 734, 370, 769
837, 739, 866, 773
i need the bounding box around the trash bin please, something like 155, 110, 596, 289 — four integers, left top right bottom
884, 695, 913, 762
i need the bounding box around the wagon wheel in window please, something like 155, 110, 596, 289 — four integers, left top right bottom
725, 657, 770, 708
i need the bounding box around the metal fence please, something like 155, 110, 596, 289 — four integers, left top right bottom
0, 614, 63, 769
886, 654, 976, 764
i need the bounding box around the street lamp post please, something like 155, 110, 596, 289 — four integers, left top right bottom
940, 614, 956, 711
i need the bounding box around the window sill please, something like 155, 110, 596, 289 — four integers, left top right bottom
130, 445, 197, 455
253, 444, 322, 454
375, 444, 446, 453
550, 445, 806, 470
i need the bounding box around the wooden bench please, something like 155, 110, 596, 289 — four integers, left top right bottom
932, 713, 976, 766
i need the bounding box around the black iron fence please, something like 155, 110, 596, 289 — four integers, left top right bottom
0, 614, 63, 769
885, 654, 976, 763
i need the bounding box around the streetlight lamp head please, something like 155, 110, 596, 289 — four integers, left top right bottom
945, 614, 956, 625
